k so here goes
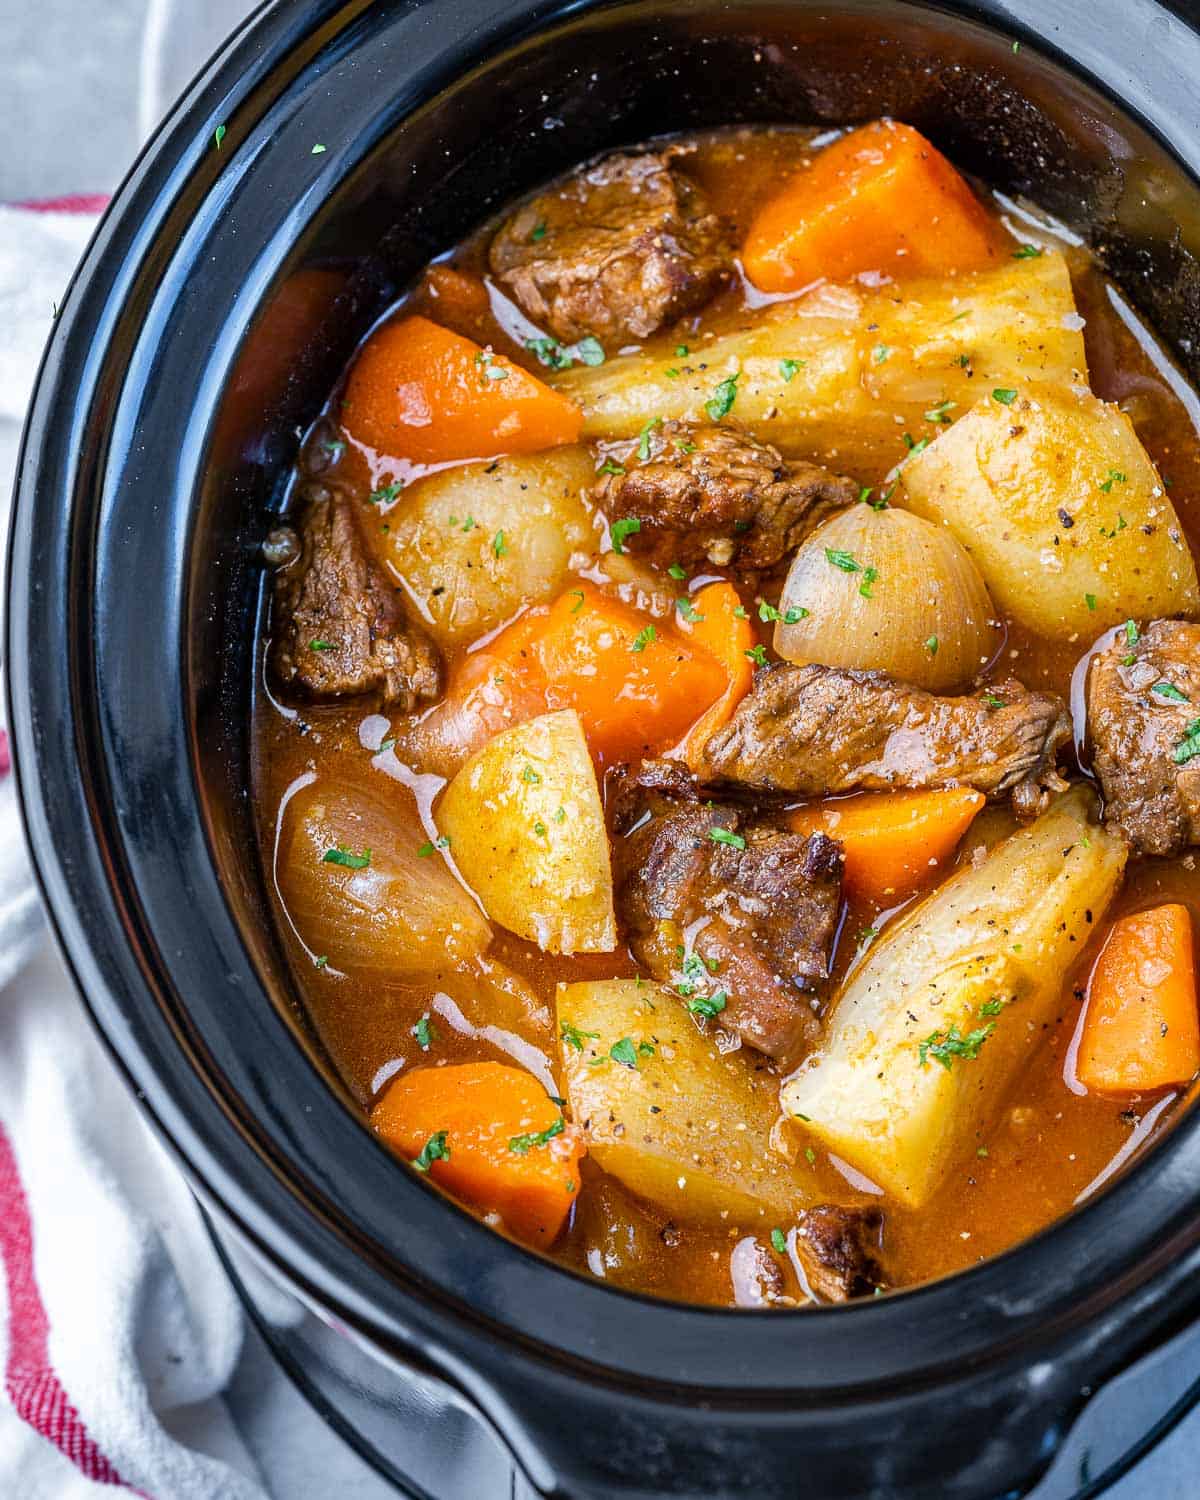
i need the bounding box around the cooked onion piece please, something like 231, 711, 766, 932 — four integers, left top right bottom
774, 505, 998, 691
277, 774, 491, 979
375, 445, 596, 647
436, 709, 617, 954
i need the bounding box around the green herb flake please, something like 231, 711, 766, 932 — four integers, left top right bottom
805, 1147, 816, 1165
783, 607, 809, 624
858, 486, 874, 506
631, 624, 657, 653
1124, 619, 1140, 648
982, 694, 1006, 709
1098, 468, 1128, 493
322, 845, 371, 869
213, 124, 227, 150
925, 635, 939, 656
858, 565, 879, 599
1085, 592, 1097, 612
1153, 682, 1190, 702
412, 1130, 450, 1173
770, 1228, 787, 1254
1012, 243, 1043, 259
779, 358, 805, 382
1173, 719, 1200, 765
825, 547, 861, 574
611, 515, 642, 553
521, 764, 542, 784
873, 344, 891, 364
758, 601, 781, 623
687, 990, 728, 1020
309, 639, 335, 652
311, 143, 327, 155
553, 806, 567, 824
369, 480, 402, 505
924, 400, 957, 424
918, 1022, 996, 1071
668, 562, 688, 581
610, 1036, 642, 1069
704, 373, 739, 421
509, 1116, 565, 1155
569, 588, 586, 614
676, 596, 703, 624
530, 221, 547, 241
708, 827, 746, 851
992, 387, 1018, 406
744, 644, 768, 667
492, 529, 508, 559
322, 438, 345, 460
560, 1021, 599, 1052
675, 344, 690, 358
313, 954, 328, 969
576, 336, 605, 366
903, 434, 930, 457
414, 1015, 437, 1050
636, 416, 662, 461
527, 336, 573, 371
979, 997, 1006, 1017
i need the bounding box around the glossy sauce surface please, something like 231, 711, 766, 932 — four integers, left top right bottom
254, 127, 1200, 1304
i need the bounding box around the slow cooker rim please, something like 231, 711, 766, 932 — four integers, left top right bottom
10, 0, 1200, 1414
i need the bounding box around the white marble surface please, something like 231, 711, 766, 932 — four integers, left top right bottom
3, 0, 1197, 1493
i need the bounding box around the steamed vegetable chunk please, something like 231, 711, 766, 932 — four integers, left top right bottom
376, 446, 595, 647
437, 709, 617, 954
552, 252, 1086, 473
783, 789, 1127, 1206
899, 382, 1200, 638
557, 978, 812, 1223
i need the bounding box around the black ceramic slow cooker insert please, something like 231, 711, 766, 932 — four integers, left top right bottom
11, 2, 1200, 1496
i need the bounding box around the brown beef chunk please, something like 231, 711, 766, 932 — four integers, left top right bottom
609, 760, 843, 1060
594, 419, 857, 574
270, 491, 442, 710
794, 1205, 887, 1302
1087, 618, 1200, 857
488, 151, 732, 347
701, 663, 1070, 817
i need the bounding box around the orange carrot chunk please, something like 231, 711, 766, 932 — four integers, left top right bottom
1077, 904, 1200, 1095
491, 582, 728, 765
787, 787, 985, 905
371, 1061, 584, 1245
742, 120, 997, 294
675, 581, 756, 770
340, 314, 582, 465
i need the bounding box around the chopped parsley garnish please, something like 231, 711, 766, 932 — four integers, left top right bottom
560, 1021, 599, 1052
805, 1147, 816, 1165
675, 344, 689, 357
553, 806, 567, 823
416, 835, 450, 857
1085, 593, 1097, 611
705, 373, 739, 421
982, 694, 1006, 709
992, 387, 1018, 406
310, 639, 334, 652
979, 998, 1006, 1017
858, 565, 879, 599
414, 1015, 437, 1049
609, 1036, 654, 1069
213, 124, 226, 150
530, 221, 547, 241
676, 596, 703, 623
779, 358, 805, 382
924, 400, 956, 424
459, 515, 477, 532
709, 827, 746, 850
873, 344, 891, 364
631, 624, 657, 653
611, 515, 642, 553
509, 1116, 565, 1154
758, 601, 781, 623
733, 605, 748, 619
770, 1228, 788, 1254
492, 529, 508, 558
925, 635, 939, 656
825, 548, 861, 573
744, 644, 768, 667
322, 845, 371, 869
636, 416, 662, 461
1098, 468, 1127, 493
369, 480, 402, 504
527, 336, 573, 370
1173, 719, 1200, 765
783, 606, 809, 623
918, 1022, 995, 1070
687, 990, 727, 1019
569, 589, 586, 613
575, 336, 605, 366
1153, 682, 1189, 702
597, 458, 625, 477
521, 764, 542, 784
902, 434, 930, 456
322, 438, 345, 460
858, 486, 874, 506
668, 562, 687, 581
412, 1131, 450, 1173
1012, 243, 1044, 259
313, 954, 328, 969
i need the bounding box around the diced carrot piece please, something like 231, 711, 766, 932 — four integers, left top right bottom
371, 1061, 585, 1245
1077, 904, 1200, 1095
422, 263, 490, 319
490, 583, 728, 765
340, 314, 581, 465
675, 581, 756, 770
742, 120, 998, 293
787, 787, 985, 904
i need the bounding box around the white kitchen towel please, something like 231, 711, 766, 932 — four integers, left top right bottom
0, 200, 269, 1500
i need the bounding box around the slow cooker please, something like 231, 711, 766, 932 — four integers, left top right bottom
11, 1, 1200, 1495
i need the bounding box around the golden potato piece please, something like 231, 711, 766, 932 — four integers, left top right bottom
437, 709, 616, 954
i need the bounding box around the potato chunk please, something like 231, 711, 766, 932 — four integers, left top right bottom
898, 382, 1200, 638
437, 709, 616, 954
375, 446, 595, 647
782, 788, 1127, 1207
552, 252, 1086, 474
557, 978, 813, 1224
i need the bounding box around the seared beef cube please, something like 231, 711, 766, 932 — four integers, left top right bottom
610, 760, 843, 1060
701, 663, 1069, 818
594, 419, 857, 574
794, 1205, 887, 1302
1087, 618, 1200, 856
270, 490, 442, 710
489, 151, 732, 347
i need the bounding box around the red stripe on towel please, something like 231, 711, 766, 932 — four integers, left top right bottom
0, 1122, 149, 1492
